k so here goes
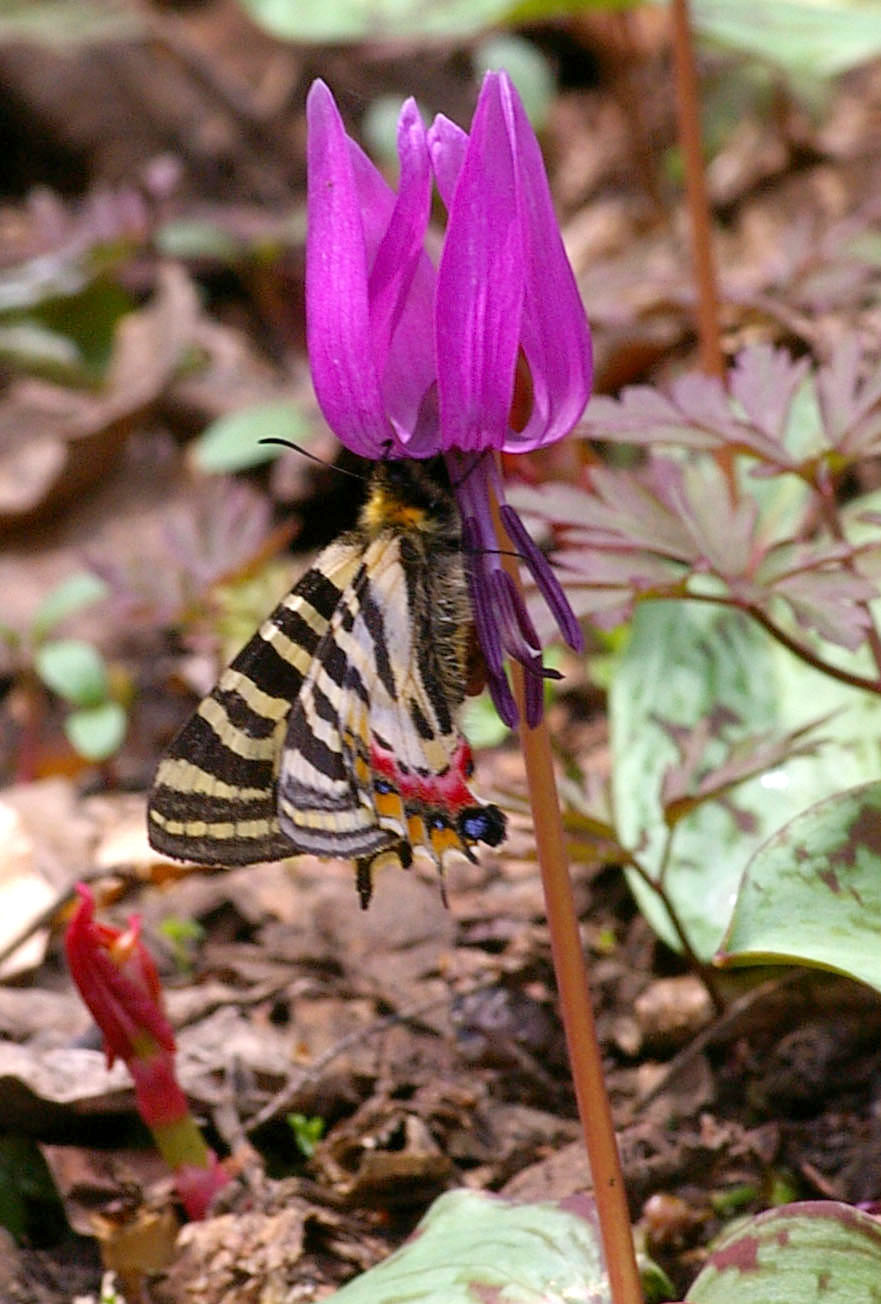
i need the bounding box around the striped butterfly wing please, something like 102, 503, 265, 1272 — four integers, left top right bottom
147, 540, 363, 865
277, 534, 505, 903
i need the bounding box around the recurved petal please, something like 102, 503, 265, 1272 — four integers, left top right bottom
501, 77, 592, 450
434, 72, 525, 452
306, 80, 395, 458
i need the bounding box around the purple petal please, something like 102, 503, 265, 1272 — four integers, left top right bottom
306, 81, 393, 458
500, 75, 592, 451
489, 669, 520, 728
500, 502, 584, 651
427, 114, 468, 207
434, 73, 525, 453
365, 101, 437, 450
367, 101, 431, 367
523, 664, 544, 728
462, 515, 504, 675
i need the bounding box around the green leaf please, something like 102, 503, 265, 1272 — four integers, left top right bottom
34, 277, 134, 380
191, 400, 313, 473
321, 1189, 608, 1302
34, 639, 108, 706
720, 781, 881, 991
611, 601, 881, 960
0, 1135, 63, 1243
238, 0, 633, 41
0, 0, 140, 46
31, 572, 108, 641
65, 700, 127, 760
688, 1201, 881, 1303
693, 0, 881, 84
462, 690, 512, 749
287, 1112, 325, 1159
473, 34, 556, 127
236, 0, 494, 42
0, 322, 87, 385
155, 219, 243, 263
1, 277, 135, 384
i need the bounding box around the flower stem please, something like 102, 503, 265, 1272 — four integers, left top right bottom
513, 664, 643, 1303
492, 474, 642, 1303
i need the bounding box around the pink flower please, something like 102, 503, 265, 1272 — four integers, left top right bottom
306, 72, 591, 724
65, 885, 227, 1219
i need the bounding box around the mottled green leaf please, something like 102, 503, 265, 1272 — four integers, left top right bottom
192, 401, 313, 473
688, 1201, 881, 1303
611, 601, 881, 959
321, 1189, 608, 1303
720, 782, 881, 990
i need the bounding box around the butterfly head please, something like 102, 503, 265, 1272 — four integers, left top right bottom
360, 458, 458, 539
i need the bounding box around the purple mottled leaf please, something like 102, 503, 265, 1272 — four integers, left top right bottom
763, 567, 877, 650
817, 336, 881, 457
660, 713, 831, 824
583, 356, 794, 467
510, 466, 697, 561
553, 550, 685, 629
583, 387, 725, 450
688, 1201, 881, 1303
729, 344, 811, 441
320, 1188, 608, 1303
664, 460, 759, 580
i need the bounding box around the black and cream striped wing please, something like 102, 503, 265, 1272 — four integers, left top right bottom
277, 534, 489, 871
147, 540, 362, 865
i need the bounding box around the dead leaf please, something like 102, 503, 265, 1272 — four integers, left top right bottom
0, 264, 198, 531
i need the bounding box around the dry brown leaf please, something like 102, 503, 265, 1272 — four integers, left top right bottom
0, 264, 198, 530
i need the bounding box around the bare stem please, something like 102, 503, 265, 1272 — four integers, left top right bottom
492, 481, 643, 1303
626, 833, 725, 1013
680, 593, 881, 695
670, 0, 724, 381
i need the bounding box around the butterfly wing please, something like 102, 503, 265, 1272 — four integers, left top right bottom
277, 533, 505, 903
147, 540, 363, 865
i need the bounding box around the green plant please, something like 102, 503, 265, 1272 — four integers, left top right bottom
2, 571, 128, 767
286, 1113, 325, 1159
509, 340, 881, 1001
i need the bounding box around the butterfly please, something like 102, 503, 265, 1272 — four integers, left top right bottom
147, 458, 506, 906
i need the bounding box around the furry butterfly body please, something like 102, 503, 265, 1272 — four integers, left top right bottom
147, 460, 506, 905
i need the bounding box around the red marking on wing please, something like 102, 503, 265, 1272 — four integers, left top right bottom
370, 739, 476, 812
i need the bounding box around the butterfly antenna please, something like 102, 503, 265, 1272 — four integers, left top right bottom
258, 437, 367, 482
